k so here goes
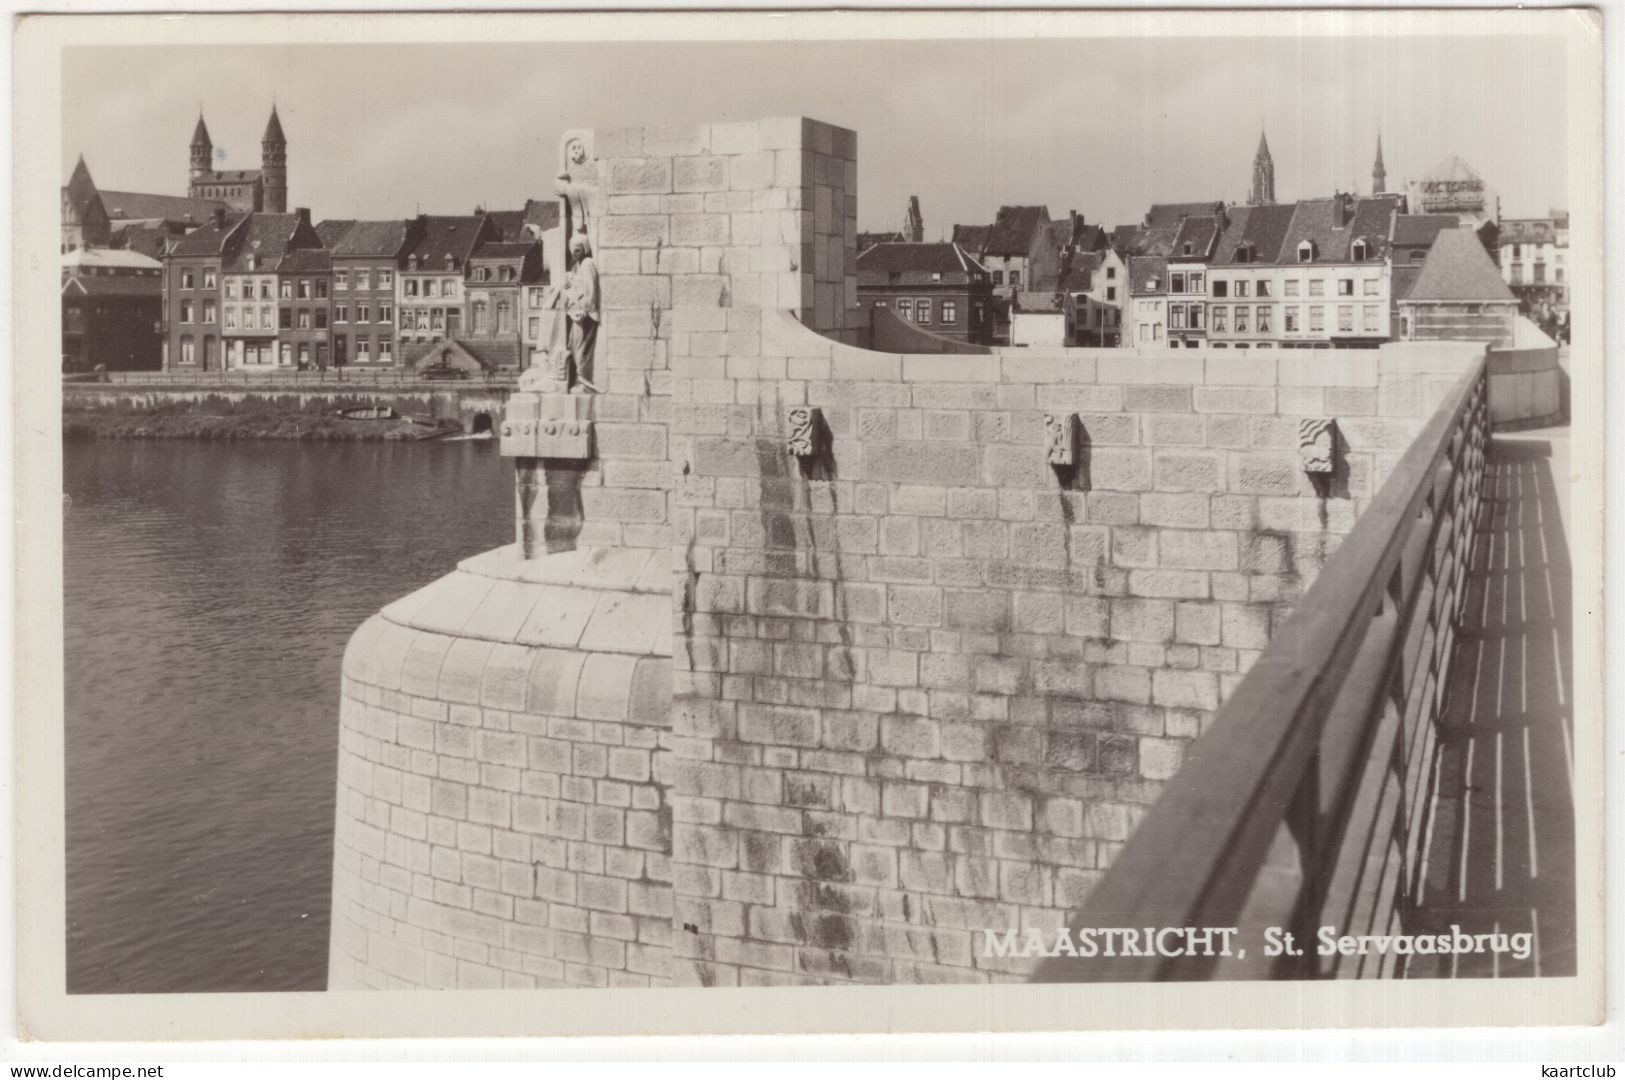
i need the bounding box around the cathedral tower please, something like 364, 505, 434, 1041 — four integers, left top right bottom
1372, 134, 1388, 195
1248, 130, 1276, 206
261, 105, 287, 214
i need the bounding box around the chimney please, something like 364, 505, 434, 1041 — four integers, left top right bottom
1336, 192, 1353, 228
296, 207, 312, 228
1069, 209, 1085, 249
212, 208, 226, 229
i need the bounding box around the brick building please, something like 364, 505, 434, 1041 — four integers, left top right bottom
397, 215, 495, 348
1498, 213, 1569, 331
1398, 226, 1519, 347
330, 220, 415, 367
463, 238, 543, 371
162, 209, 237, 371
277, 240, 333, 370
856, 241, 993, 344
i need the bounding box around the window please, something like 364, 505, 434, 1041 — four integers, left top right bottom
472, 300, 487, 332
1556, 267, 1565, 284
431, 308, 445, 332
1309, 280, 1325, 297
204, 336, 217, 367
280, 343, 293, 367
317, 343, 328, 368
1533, 262, 1546, 283
416, 309, 429, 331
1235, 280, 1250, 298
1310, 305, 1325, 332
1171, 272, 1185, 293
529, 289, 545, 309
202, 300, 216, 323
992, 271, 1003, 286
974, 302, 986, 324
405, 279, 419, 297
1235, 307, 1249, 333
1189, 273, 1203, 294
424, 280, 437, 298
277, 280, 291, 300
897, 298, 913, 319
1170, 303, 1185, 330
1189, 304, 1204, 329
298, 344, 310, 367
1211, 305, 1227, 333
1212, 280, 1228, 298
260, 281, 273, 300
1351, 240, 1369, 261
1257, 280, 1271, 298
1234, 243, 1252, 263
497, 300, 512, 333
1106, 286, 1117, 302
1338, 279, 1354, 297
1139, 325, 1150, 343
930, 272, 941, 283
377, 270, 391, 289
528, 317, 540, 339
1362, 304, 1379, 332
180, 337, 195, 364
356, 338, 370, 363
1337, 305, 1354, 332
380, 305, 392, 324
356, 305, 369, 324
335, 271, 348, 291
1363, 278, 1379, 297
1285, 307, 1299, 332
180, 300, 194, 324
298, 310, 312, 331
941, 301, 957, 325
225, 280, 237, 300
379, 340, 393, 362
297, 280, 310, 300
316, 280, 329, 299
477, 267, 489, 282
1284, 279, 1299, 297
1106, 266, 1117, 280
315, 309, 328, 329
444, 278, 458, 295
335, 305, 349, 324
280, 308, 292, 330
1256, 305, 1272, 334
1008, 271, 1021, 287
1513, 244, 1522, 258
224, 306, 237, 330
1298, 241, 1315, 262
916, 299, 932, 324
181, 271, 195, 289
203, 270, 217, 288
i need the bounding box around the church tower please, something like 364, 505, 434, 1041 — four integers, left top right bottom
261, 105, 287, 213
1372, 134, 1388, 195
189, 113, 213, 186
1248, 130, 1276, 206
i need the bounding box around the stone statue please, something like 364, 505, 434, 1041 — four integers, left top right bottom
1045, 413, 1078, 466
552, 129, 602, 256
564, 235, 600, 393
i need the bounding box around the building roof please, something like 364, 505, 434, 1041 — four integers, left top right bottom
1109, 224, 1142, 253
982, 205, 1051, 257
856, 241, 981, 275
1402, 227, 1516, 303
1392, 214, 1460, 246
1168, 214, 1221, 260
524, 199, 561, 234
482, 210, 528, 241
316, 220, 355, 247
471, 241, 536, 261
64, 157, 103, 222
262, 106, 286, 145
402, 215, 487, 268
219, 212, 315, 272
1128, 255, 1169, 295
1277, 194, 1401, 265
1499, 217, 1566, 246
279, 248, 331, 273
191, 114, 212, 148
950, 223, 990, 253
1014, 291, 1063, 313
99, 189, 228, 225
330, 219, 413, 259
61, 247, 162, 271
1419, 154, 1483, 185
166, 213, 245, 257
1144, 202, 1224, 229
857, 230, 906, 252
63, 274, 163, 298
198, 170, 262, 184
114, 224, 174, 261
1209, 203, 1296, 266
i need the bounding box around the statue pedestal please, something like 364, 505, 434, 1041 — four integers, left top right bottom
501, 392, 595, 559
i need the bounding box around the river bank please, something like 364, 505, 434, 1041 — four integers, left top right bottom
63, 409, 463, 441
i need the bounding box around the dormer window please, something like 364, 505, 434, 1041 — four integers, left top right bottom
1182, 242, 1193, 256
1234, 242, 1254, 264
1351, 239, 1369, 261
1297, 240, 1316, 263
444, 255, 455, 270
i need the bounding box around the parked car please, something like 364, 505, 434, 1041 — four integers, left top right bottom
420, 363, 470, 382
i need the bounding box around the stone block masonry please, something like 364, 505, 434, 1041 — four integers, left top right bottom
329, 114, 1484, 990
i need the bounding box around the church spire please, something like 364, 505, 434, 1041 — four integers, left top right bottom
1372, 133, 1388, 194
1249, 128, 1276, 206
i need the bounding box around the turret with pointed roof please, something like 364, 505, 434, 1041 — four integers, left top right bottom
1249, 130, 1276, 206
1372, 134, 1388, 195
261, 105, 287, 213
190, 114, 213, 181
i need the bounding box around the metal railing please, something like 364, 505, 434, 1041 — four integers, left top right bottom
65, 368, 518, 389
1036, 357, 1489, 981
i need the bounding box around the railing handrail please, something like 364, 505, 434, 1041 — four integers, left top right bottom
1035, 355, 1487, 982
65, 370, 518, 389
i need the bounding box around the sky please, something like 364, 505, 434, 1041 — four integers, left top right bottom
62, 32, 1571, 234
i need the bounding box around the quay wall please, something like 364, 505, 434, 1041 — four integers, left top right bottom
328, 114, 1484, 990
61, 385, 514, 433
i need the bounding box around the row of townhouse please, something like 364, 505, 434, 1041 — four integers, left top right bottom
161, 201, 558, 373
1119, 192, 1518, 350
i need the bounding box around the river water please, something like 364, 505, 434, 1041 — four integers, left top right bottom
63, 439, 512, 993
